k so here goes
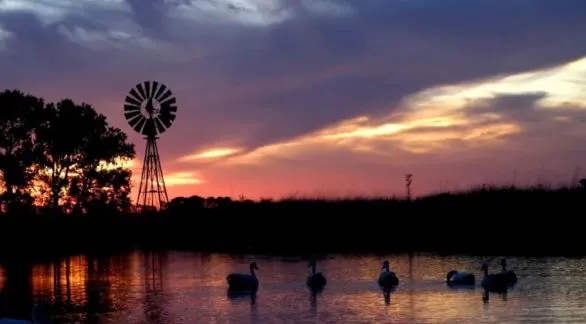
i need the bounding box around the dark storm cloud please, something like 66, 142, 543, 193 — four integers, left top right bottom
1, 0, 586, 160
125, 0, 168, 38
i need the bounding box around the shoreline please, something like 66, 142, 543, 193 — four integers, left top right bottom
0, 185, 583, 258
0, 225, 583, 259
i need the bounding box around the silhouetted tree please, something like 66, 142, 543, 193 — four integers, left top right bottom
69, 124, 134, 213
216, 196, 233, 208
83, 168, 133, 214
202, 196, 233, 209
205, 197, 217, 208
34, 98, 135, 211
168, 195, 205, 211
0, 90, 45, 213
187, 195, 205, 209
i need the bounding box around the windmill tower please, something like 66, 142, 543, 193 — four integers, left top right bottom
123, 81, 177, 211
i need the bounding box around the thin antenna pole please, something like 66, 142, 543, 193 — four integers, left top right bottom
405, 174, 413, 201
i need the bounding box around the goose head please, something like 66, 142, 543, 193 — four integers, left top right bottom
382, 260, 390, 271
480, 262, 489, 272
501, 258, 507, 268
308, 259, 316, 268
250, 262, 259, 271
446, 270, 458, 282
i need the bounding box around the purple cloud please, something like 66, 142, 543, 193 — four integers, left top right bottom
1, 0, 586, 198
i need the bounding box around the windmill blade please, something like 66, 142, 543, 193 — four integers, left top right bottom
129, 88, 143, 103
160, 97, 176, 107
124, 96, 142, 107
145, 81, 153, 98
155, 117, 167, 134
154, 83, 167, 101
127, 114, 142, 127
136, 83, 147, 100
151, 81, 160, 99
161, 104, 177, 115
158, 99, 176, 122
133, 117, 147, 134
158, 89, 173, 103
158, 112, 173, 128
124, 110, 142, 121
124, 105, 141, 115
159, 100, 176, 114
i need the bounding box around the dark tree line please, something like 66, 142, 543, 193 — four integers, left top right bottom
0, 89, 135, 215
168, 195, 238, 210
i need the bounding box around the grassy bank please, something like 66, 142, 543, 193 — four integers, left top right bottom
0, 185, 584, 257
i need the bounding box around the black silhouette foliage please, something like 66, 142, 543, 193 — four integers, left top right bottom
0, 90, 45, 212
0, 89, 135, 214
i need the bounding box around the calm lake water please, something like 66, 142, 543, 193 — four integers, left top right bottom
0, 251, 585, 323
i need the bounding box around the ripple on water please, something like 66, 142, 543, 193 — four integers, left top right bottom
0, 252, 586, 323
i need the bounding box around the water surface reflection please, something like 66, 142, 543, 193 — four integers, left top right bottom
0, 252, 585, 323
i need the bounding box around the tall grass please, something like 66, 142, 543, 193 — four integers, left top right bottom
0, 184, 584, 256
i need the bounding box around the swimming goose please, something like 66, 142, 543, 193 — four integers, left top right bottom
306, 259, 327, 290
378, 260, 399, 288
446, 270, 475, 286
227, 262, 259, 292
500, 258, 518, 285
480, 262, 508, 292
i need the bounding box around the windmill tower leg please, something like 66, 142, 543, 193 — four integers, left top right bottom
136, 136, 169, 211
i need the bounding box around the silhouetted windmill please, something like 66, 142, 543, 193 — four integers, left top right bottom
123, 81, 177, 211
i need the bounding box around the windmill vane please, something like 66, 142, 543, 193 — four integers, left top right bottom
123, 80, 176, 212
124, 81, 178, 137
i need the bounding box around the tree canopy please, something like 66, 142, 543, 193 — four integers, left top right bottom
0, 89, 135, 215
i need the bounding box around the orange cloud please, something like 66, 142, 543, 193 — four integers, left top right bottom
147, 55, 586, 199
404, 56, 586, 110
123, 161, 203, 189
219, 105, 521, 165
129, 169, 202, 185
210, 56, 586, 167
177, 147, 242, 162
164, 172, 205, 186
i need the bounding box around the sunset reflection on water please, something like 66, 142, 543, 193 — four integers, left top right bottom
0, 252, 585, 323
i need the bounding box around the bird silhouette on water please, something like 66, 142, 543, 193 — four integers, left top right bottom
446, 270, 475, 286
378, 260, 399, 288
480, 262, 508, 293
227, 262, 259, 292
500, 258, 518, 286
306, 258, 327, 291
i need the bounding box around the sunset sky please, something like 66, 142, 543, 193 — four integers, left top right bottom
1, 0, 586, 200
